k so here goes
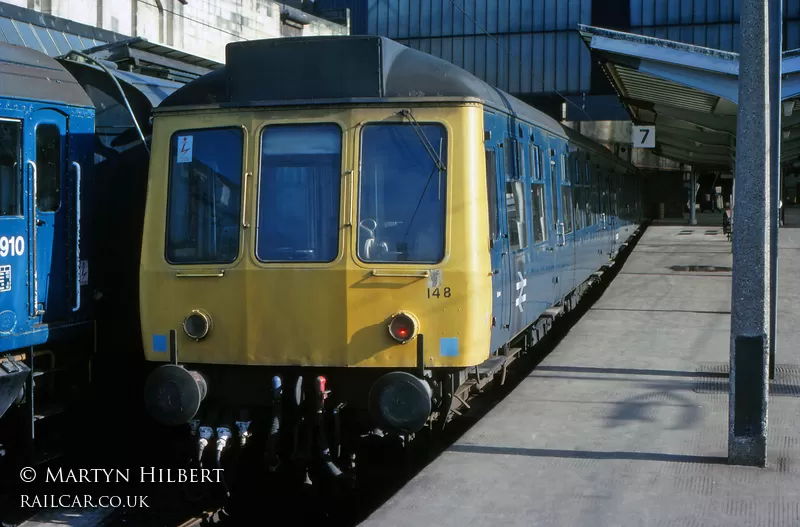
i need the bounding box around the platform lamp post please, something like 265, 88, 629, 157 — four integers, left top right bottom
728, 0, 777, 467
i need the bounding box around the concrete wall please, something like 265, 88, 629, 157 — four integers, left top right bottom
4, 0, 348, 62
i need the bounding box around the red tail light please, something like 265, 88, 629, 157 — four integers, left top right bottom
388, 312, 419, 343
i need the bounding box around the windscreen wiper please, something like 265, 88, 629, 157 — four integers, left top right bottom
397, 109, 447, 172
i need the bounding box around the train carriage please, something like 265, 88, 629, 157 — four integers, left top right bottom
0, 39, 202, 465
139, 35, 643, 480
0, 44, 97, 459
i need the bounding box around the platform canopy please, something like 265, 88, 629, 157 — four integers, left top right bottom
579, 25, 800, 171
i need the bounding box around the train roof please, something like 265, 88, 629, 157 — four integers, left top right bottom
560, 125, 638, 172
0, 41, 92, 108
156, 36, 565, 135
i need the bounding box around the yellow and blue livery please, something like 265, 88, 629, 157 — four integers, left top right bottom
139, 36, 643, 478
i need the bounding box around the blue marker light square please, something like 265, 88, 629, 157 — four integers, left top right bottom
153, 334, 168, 353
440, 337, 459, 357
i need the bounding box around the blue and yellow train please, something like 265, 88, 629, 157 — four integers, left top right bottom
139, 36, 644, 480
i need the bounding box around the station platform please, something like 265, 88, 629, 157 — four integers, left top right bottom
361, 209, 800, 527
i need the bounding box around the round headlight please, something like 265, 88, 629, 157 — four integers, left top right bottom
183, 310, 212, 341
388, 311, 419, 343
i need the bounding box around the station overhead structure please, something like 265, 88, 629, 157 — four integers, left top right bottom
0, 3, 222, 82
578, 24, 800, 171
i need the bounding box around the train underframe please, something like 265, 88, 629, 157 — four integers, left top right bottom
0, 324, 95, 471
142, 260, 623, 494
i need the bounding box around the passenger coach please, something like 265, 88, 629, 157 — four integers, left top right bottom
140, 36, 643, 479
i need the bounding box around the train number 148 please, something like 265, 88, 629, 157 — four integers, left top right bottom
0, 236, 24, 257
427, 287, 451, 299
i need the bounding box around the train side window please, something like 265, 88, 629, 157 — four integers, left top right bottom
504, 138, 515, 178
573, 158, 584, 230
573, 184, 584, 231
165, 127, 244, 264
506, 180, 527, 251
585, 164, 594, 226
0, 120, 22, 216
516, 139, 527, 179
485, 149, 499, 243
599, 171, 607, 216
560, 155, 573, 234
530, 144, 542, 181
531, 183, 547, 243
36, 124, 61, 212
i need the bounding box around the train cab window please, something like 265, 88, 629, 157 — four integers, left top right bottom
485, 149, 499, 243
166, 127, 243, 264
531, 183, 547, 244
358, 123, 447, 264
257, 124, 342, 263
0, 120, 21, 216
506, 180, 527, 251
36, 124, 61, 212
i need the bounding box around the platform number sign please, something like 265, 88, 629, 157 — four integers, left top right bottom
633, 126, 656, 149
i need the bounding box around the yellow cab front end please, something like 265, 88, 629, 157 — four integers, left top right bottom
139, 102, 492, 435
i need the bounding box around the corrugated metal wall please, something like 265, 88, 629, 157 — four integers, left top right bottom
313, 0, 800, 101
316, 0, 593, 96
630, 0, 800, 52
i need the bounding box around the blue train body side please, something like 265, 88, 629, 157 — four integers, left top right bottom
484, 109, 641, 352
0, 41, 188, 461
0, 96, 96, 352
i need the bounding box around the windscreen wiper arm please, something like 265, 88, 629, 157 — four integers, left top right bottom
397, 109, 447, 172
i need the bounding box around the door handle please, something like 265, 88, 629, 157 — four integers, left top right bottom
241, 171, 251, 228
26, 160, 43, 317
36, 219, 45, 227
72, 161, 81, 312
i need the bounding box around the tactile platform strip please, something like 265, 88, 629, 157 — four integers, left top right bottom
694, 363, 800, 397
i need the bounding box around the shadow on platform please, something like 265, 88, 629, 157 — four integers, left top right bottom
447, 444, 728, 465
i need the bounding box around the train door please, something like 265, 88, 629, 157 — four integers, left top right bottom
0, 117, 33, 338
483, 113, 510, 350
528, 133, 552, 318
559, 152, 576, 294
546, 137, 565, 304
503, 135, 528, 337
25, 109, 72, 325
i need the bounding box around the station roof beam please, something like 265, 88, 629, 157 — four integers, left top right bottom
579, 25, 800, 170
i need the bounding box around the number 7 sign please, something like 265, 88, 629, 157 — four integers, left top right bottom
633, 126, 656, 148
